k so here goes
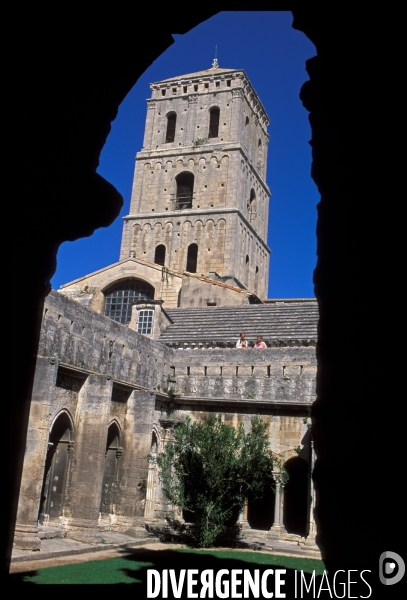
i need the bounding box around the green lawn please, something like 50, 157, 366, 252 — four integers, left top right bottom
11, 548, 325, 586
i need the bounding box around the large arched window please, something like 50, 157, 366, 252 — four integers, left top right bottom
175, 172, 194, 209
154, 244, 166, 266
165, 112, 176, 142
186, 243, 198, 273
104, 280, 154, 324
208, 107, 220, 138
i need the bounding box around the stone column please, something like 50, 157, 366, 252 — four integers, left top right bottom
305, 424, 317, 545
237, 500, 250, 530
144, 452, 157, 519
65, 374, 112, 542
14, 356, 58, 550
230, 87, 244, 143
143, 99, 156, 152
186, 94, 199, 146
114, 389, 156, 534
269, 472, 287, 537
152, 417, 184, 521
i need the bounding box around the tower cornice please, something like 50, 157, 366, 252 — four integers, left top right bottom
149, 68, 270, 129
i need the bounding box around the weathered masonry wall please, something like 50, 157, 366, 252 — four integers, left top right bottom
14, 291, 173, 549
59, 257, 184, 311
145, 69, 269, 173
15, 291, 316, 549
171, 347, 316, 405
39, 291, 172, 389
121, 210, 269, 296
125, 150, 270, 243
150, 347, 316, 527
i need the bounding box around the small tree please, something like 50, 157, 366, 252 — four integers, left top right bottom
152, 414, 286, 547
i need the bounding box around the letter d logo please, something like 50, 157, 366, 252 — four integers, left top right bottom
379, 551, 405, 585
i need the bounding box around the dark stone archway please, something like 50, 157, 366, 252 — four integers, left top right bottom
283, 456, 308, 536
247, 484, 275, 531
8, 4, 404, 584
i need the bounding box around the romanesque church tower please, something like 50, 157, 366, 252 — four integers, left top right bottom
60, 63, 272, 318
120, 61, 271, 303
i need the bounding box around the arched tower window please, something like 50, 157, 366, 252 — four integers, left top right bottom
208, 107, 220, 138
104, 280, 154, 324
165, 112, 177, 143
186, 243, 198, 273
175, 172, 194, 209
248, 189, 256, 222
154, 244, 166, 266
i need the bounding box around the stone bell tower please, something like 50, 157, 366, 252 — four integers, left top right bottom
120, 61, 271, 303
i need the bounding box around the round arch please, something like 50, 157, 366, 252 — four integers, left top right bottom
103, 279, 155, 324
175, 171, 194, 209
154, 244, 166, 266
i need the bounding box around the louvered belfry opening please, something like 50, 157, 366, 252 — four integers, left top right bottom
176, 172, 194, 209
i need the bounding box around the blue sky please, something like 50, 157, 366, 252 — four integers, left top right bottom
51, 11, 318, 299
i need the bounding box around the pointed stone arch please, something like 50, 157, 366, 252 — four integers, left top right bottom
38, 410, 74, 525
144, 428, 160, 519
99, 420, 123, 516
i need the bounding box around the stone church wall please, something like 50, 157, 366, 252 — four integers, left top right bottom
172, 347, 316, 406
14, 291, 173, 548
15, 290, 315, 549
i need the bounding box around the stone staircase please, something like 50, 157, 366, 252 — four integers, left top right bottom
160, 300, 318, 348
